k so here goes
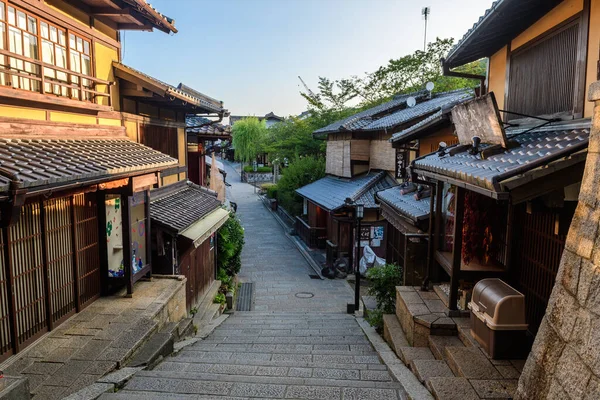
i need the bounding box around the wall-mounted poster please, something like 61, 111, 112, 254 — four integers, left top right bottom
360, 226, 370, 241
106, 195, 124, 278
396, 149, 409, 180
371, 225, 384, 248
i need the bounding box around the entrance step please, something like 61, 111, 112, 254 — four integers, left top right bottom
444, 347, 502, 380
193, 280, 222, 322
126, 332, 174, 368
398, 346, 435, 366
382, 314, 409, 355
395, 286, 457, 347
428, 377, 480, 400
410, 360, 455, 384
428, 336, 465, 361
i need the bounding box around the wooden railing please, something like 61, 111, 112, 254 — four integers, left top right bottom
295, 216, 326, 249
0, 49, 113, 107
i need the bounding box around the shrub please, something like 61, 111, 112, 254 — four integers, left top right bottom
267, 185, 278, 199
214, 293, 226, 305
366, 263, 403, 314
277, 156, 325, 216
217, 212, 245, 277
366, 308, 384, 333
217, 268, 235, 294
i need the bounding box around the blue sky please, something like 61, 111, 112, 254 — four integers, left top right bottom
122, 0, 494, 118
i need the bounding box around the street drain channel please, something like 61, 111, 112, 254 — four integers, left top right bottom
236, 282, 255, 311
308, 274, 321, 279
295, 292, 315, 298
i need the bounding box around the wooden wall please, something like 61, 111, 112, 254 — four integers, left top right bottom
370, 140, 396, 172
326, 141, 351, 177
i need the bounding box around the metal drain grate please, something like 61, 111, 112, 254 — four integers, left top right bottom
236, 282, 255, 311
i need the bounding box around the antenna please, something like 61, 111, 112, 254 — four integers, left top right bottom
422, 7, 430, 52
407, 97, 417, 108
298, 76, 316, 99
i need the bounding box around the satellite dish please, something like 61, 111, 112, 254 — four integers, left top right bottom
426, 81, 435, 92
407, 97, 417, 108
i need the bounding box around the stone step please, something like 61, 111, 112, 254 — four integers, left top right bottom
444, 346, 502, 380
201, 336, 371, 345
428, 377, 480, 400
208, 328, 366, 337
126, 332, 174, 368
226, 312, 355, 319
428, 335, 466, 361
398, 346, 435, 366
191, 343, 374, 353
186, 345, 377, 356
361, 295, 378, 319
152, 360, 392, 381
458, 326, 481, 348
160, 357, 388, 371
410, 359, 455, 384
130, 369, 405, 390
383, 314, 409, 357
433, 285, 450, 308
219, 321, 360, 328
174, 349, 381, 365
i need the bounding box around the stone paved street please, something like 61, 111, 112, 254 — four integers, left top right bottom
103, 160, 408, 399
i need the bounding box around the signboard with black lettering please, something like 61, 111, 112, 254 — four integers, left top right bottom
395, 149, 409, 179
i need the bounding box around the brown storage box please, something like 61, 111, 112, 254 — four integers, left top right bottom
468, 279, 528, 359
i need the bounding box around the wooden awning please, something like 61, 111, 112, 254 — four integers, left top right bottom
78, 0, 177, 33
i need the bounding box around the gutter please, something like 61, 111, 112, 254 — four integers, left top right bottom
0, 167, 26, 228
441, 58, 487, 95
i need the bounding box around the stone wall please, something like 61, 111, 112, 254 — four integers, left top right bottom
515, 82, 600, 399
241, 171, 274, 183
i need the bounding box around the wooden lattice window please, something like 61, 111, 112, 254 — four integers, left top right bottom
507, 20, 580, 119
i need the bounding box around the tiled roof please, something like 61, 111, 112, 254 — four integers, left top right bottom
314, 90, 472, 135
127, 0, 177, 33
113, 63, 224, 114
186, 116, 232, 136
376, 187, 432, 222
412, 121, 591, 192
444, 0, 563, 68
313, 91, 428, 135
150, 181, 222, 233
296, 171, 396, 211
369, 90, 473, 131
390, 110, 445, 144
0, 138, 178, 192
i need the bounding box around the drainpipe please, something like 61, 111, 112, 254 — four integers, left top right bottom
441, 58, 487, 96
411, 172, 436, 291
0, 167, 26, 228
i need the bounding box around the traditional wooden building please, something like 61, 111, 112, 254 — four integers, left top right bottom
150, 181, 228, 310
0, 0, 182, 361
186, 115, 231, 187
410, 0, 599, 338
296, 90, 473, 268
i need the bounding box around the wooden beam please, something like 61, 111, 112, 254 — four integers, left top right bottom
448, 187, 465, 311
118, 23, 153, 31
91, 7, 134, 17
121, 88, 155, 98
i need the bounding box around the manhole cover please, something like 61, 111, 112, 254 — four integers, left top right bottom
295, 292, 314, 298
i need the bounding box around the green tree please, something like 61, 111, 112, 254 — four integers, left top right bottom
301, 37, 487, 111
277, 156, 326, 216
231, 117, 267, 165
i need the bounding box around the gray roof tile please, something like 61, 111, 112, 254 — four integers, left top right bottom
150, 181, 222, 233
315, 90, 472, 135
412, 121, 591, 191
0, 138, 178, 192
296, 171, 396, 211
376, 187, 433, 222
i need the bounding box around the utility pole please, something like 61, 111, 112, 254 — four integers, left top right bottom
422, 7, 430, 51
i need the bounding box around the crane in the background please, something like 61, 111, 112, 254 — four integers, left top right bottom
298, 76, 316, 99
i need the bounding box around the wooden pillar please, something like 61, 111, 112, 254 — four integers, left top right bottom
97, 192, 109, 296
39, 200, 53, 331
449, 187, 465, 311
144, 189, 152, 280
122, 193, 133, 296
2, 226, 18, 354
70, 196, 81, 312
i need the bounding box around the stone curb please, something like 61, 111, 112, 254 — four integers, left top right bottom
258, 194, 324, 279
355, 317, 434, 400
